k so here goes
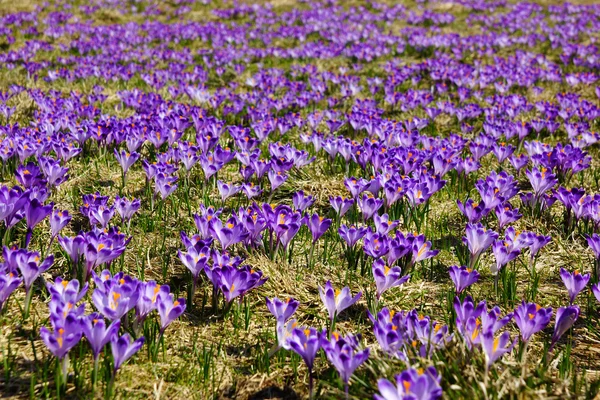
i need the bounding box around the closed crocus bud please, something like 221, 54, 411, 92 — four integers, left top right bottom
550, 305, 580, 351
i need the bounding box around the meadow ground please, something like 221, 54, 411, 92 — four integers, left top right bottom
0, 0, 600, 399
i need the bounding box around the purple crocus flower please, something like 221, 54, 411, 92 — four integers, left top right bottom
217, 181, 241, 202
92, 271, 140, 321
39, 156, 69, 188
481, 330, 516, 368
111, 333, 144, 372
358, 194, 383, 221
338, 225, 367, 247
591, 283, 600, 303
373, 214, 398, 235
411, 235, 439, 265
588, 234, 600, 260
213, 264, 268, 304
448, 265, 479, 294
135, 281, 169, 323
154, 173, 178, 199
81, 313, 121, 359
457, 199, 488, 223
513, 301, 552, 342
559, 268, 590, 304
0, 185, 30, 229
40, 313, 83, 360
25, 198, 53, 231
50, 209, 71, 237
363, 230, 390, 259
292, 191, 315, 212
268, 170, 288, 191
115, 196, 141, 224
0, 269, 22, 312
266, 296, 299, 322
178, 245, 210, 288
211, 218, 249, 250
463, 223, 498, 267
318, 280, 362, 320
14, 249, 54, 292
288, 326, 326, 394
330, 196, 354, 217
16, 163, 46, 188
491, 240, 520, 276
374, 367, 442, 400
308, 213, 331, 243
58, 234, 87, 265
321, 332, 370, 395
114, 149, 140, 183
526, 167, 558, 198
46, 277, 88, 305
372, 259, 409, 299
494, 203, 522, 230
156, 291, 186, 333
550, 305, 580, 351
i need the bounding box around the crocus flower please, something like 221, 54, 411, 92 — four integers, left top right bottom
114, 149, 140, 185
358, 193, 383, 221
217, 181, 241, 202
338, 225, 367, 247
481, 330, 516, 368
156, 291, 186, 333
213, 264, 268, 304
275, 318, 298, 351
16, 162, 46, 188
587, 234, 600, 260
92, 272, 140, 321
526, 167, 558, 198
292, 191, 315, 211
550, 305, 580, 351
528, 234, 551, 261
494, 203, 522, 230
374, 367, 442, 400
591, 283, 600, 303
318, 280, 362, 320
46, 277, 88, 305
14, 249, 54, 291
491, 240, 520, 276
463, 223, 498, 267
115, 196, 141, 224
111, 333, 144, 372
373, 214, 398, 235
363, 231, 389, 259
211, 218, 249, 250
268, 170, 288, 191
308, 213, 331, 243
513, 301, 552, 342
321, 333, 370, 395
135, 281, 169, 322
0, 269, 21, 312
177, 245, 210, 287
40, 313, 83, 360
457, 199, 488, 223
411, 236, 439, 265
50, 209, 71, 237
288, 327, 326, 395
81, 313, 121, 360
372, 259, 409, 299
448, 265, 479, 294
266, 297, 299, 322
330, 196, 354, 217
154, 173, 178, 200
25, 198, 53, 231
559, 268, 590, 304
